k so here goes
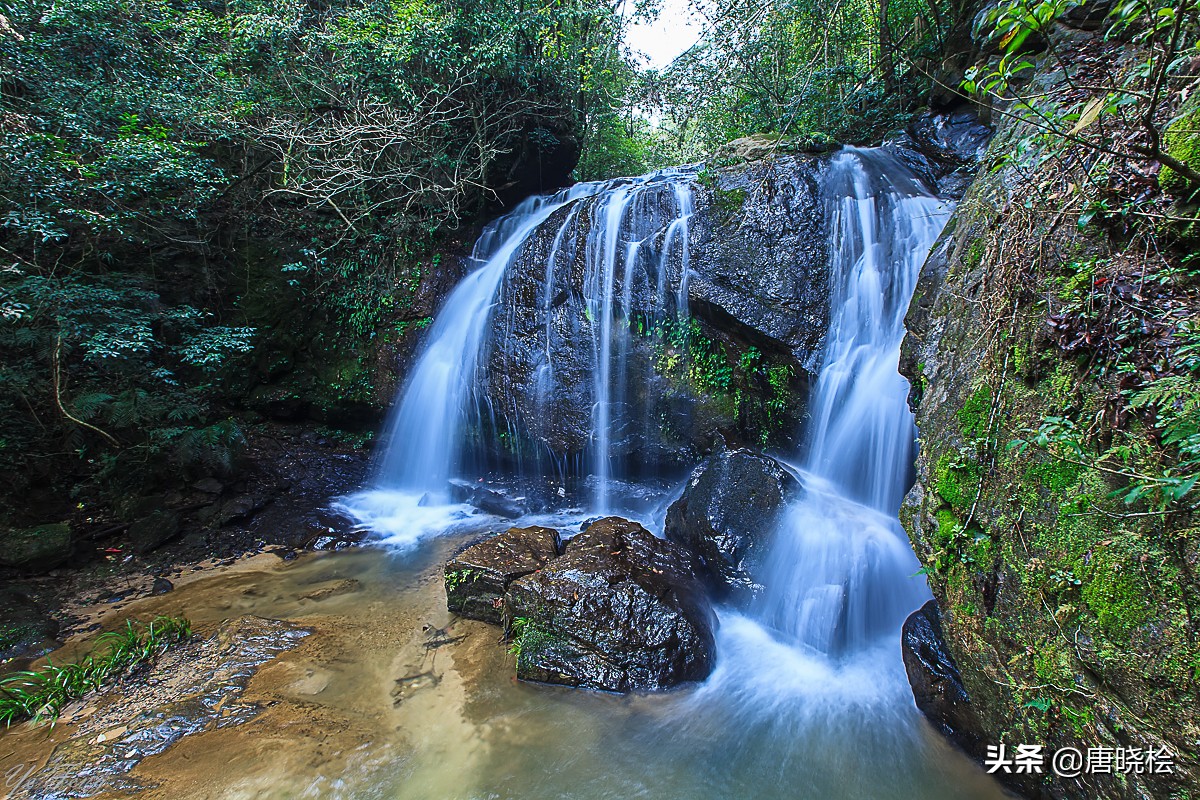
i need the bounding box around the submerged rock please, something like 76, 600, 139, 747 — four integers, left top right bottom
505, 517, 715, 692
664, 448, 802, 603
445, 525, 561, 624
901, 600, 985, 758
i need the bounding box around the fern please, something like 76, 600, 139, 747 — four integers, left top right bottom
1130, 376, 1200, 460
71, 391, 113, 421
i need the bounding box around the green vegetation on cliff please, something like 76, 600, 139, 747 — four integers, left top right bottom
902, 1, 1200, 793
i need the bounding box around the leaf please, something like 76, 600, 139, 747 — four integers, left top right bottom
1068, 96, 1105, 135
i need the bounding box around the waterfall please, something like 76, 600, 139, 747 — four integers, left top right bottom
371, 183, 601, 498
754, 149, 950, 656
333, 147, 981, 796
342, 169, 697, 542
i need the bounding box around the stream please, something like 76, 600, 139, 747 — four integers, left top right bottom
2, 149, 1011, 799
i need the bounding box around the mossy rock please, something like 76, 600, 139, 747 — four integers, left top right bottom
0, 523, 72, 573
1159, 102, 1200, 198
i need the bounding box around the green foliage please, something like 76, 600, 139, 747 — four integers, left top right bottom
635, 0, 960, 158
0, 270, 252, 510
964, 0, 1200, 209
0, 615, 191, 726
643, 316, 799, 443
0, 0, 646, 521
445, 568, 479, 593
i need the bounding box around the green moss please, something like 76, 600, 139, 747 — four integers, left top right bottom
510, 617, 565, 670
713, 187, 748, 216
957, 383, 993, 441
966, 238, 986, 270
935, 508, 962, 549
1160, 103, 1200, 197
444, 568, 479, 593
935, 452, 981, 512
1025, 457, 1084, 495
1079, 539, 1154, 638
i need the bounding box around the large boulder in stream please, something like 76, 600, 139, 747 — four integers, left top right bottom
664, 448, 803, 603
505, 517, 716, 692
445, 525, 562, 624
901, 600, 986, 758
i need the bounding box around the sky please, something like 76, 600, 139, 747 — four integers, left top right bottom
624, 0, 703, 70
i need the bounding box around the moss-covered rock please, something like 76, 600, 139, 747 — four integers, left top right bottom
444, 525, 561, 625
1160, 101, 1200, 198
504, 517, 716, 692
0, 523, 72, 573
900, 72, 1200, 799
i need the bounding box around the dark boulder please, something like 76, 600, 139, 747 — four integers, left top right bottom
505, 517, 716, 692
664, 448, 802, 603
0, 523, 73, 573
129, 509, 182, 554
448, 479, 524, 518
901, 599, 986, 757
445, 525, 562, 624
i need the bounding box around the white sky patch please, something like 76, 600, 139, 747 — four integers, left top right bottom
624, 0, 702, 70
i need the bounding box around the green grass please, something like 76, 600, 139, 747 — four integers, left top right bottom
0, 615, 191, 727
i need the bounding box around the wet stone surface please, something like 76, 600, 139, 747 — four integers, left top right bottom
664, 448, 803, 604
11, 616, 309, 800
505, 517, 716, 693
444, 525, 562, 625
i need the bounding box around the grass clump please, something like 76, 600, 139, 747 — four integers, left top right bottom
0, 615, 192, 726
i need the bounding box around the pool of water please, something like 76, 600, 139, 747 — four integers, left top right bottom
1, 530, 1007, 800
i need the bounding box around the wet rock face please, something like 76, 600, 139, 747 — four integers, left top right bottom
884, 111, 992, 200
664, 448, 803, 603
901, 600, 985, 758
686, 155, 829, 372
445, 525, 562, 625
504, 517, 716, 693
481, 157, 824, 475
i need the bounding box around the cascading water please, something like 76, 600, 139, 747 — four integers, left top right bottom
341, 169, 697, 542
754, 148, 951, 654
329, 148, 1008, 799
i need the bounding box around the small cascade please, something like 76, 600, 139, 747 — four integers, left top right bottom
345, 169, 697, 539
753, 148, 951, 656
371, 182, 603, 499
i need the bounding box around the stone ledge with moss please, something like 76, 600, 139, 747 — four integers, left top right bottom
444, 525, 562, 625
898, 24, 1200, 799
